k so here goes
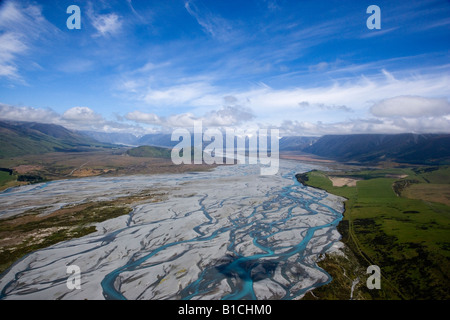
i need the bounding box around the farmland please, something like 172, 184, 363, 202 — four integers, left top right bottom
298, 166, 450, 299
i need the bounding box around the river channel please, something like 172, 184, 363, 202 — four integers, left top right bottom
0, 160, 345, 300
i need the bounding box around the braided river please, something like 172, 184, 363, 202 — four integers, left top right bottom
0, 159, 345, 300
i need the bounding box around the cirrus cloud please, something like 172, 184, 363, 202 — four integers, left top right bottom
0, 0, 59, 81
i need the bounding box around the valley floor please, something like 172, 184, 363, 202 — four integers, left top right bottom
2, 149, 449, 300
0, 149, 217, 192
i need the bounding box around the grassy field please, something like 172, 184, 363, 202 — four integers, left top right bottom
298, 165, 450, 300
0, 171, 15, 186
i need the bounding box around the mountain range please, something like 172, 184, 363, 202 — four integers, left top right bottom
303, 133, 450, 164
81, 131, 179, 148
0, 120, 113, 158
82, 131, 319, 151
1, 120, 449, 165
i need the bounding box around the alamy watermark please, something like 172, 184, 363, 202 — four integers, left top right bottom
66, 5, 81, 30
170, 121, 279, 175
366, 5, 381, 30
366, 265, 381, 290
66, 264, 81, 290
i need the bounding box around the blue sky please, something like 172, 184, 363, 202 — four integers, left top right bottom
0, 0, 449, 136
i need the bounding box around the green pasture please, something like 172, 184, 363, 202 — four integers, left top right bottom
302, 166, 450, 299
0, 170, 18, 191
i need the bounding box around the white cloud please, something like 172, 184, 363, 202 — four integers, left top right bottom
223, 70, 450, 126
298, 101, 353, 113
142, 82, 215, 106
0, 1, 57, 81
370, 96, 450, 118
0, 1, 55, 36
87, 3, 123, 38
279, 116, 450, 136
62, 107, 104, 123
166, 113, 197, 128
0, 64, 19, 79
247, 81, 419, 113
124, 104, 255, 129
0, 103, 60, 123
0, 103, 104, 128
202, 106, 255, 126
115, 67, 450, 134
0, 32, 25, 79
184, 0, 233, 40
93, 13, 122, 36
0, 103, 150, 135
122, 69, 445, 126
125, 111, 162, 124
0, 32, 27, 61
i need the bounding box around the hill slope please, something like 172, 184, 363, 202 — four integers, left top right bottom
303, 133, 450, 164
0, 120, 113, 158
279, 136, 319, 151
81, 131, 139, 146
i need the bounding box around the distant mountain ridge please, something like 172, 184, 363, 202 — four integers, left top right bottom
138, 133, 178, 148
0, 120, 114, 158
81, 131, 140, 146
81, 131, 177, 148
82, 132, 320, 150
303, 133, 450, 164
2, 121, 449, 164
75, 130, 450, 165
278, 136, 319, 151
